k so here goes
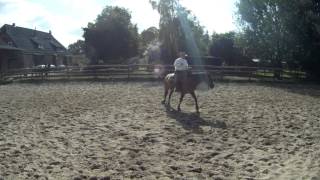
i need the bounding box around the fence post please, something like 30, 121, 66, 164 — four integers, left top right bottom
127, 64, 130, 81
66, 66, 70, 80
220, 69, 224, 80
41, 69, 44, 81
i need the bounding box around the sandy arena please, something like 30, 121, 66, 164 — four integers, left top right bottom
0, 81, 320, 179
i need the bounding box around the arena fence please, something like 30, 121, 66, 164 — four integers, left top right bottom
0, 64, 306, 82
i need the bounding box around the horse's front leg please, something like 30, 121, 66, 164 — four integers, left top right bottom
162, 88, 168, 104
177, 93, 185, 112
190, 91, 200, 113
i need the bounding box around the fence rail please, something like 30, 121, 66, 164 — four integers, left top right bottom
0, 64, 305, 82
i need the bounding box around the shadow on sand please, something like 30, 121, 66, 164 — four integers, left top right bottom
164, 104, 227, 133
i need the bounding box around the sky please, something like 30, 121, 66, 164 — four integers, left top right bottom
0, 0, 237, 47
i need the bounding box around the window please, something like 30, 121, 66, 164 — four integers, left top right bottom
31, 38, 44, 50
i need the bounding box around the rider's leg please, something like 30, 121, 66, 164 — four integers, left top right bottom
175, 71, 181, 92
181, 70, 187, 92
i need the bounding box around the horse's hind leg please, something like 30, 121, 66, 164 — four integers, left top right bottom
168, 88, 174, 106
190, 91, 200, 113
177, 93, 185, 112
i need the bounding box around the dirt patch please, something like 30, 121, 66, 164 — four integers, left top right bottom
0, 82, 319, 179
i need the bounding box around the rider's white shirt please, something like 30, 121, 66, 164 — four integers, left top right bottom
174, 58, 189, 71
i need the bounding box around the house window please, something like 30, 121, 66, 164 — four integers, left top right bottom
38, 44, 44, 49
31, 38, 44, 50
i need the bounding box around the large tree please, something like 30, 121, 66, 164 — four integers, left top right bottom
140, 26, 159, 47
150, 0, 209, 64
237, 1, 292, 68
209, 31, 252, 66
210, 32, 236, 65
288, 0, 320, 79
237, 0, 320, 79
83, 6, 139, 64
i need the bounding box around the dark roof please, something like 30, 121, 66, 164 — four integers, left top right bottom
0, 38, 21, 50
0, 45, 22, 51
0, 24, 68, 55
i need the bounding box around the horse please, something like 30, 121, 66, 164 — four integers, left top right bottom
161, 71, 214, 113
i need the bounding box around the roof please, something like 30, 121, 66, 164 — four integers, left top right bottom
0, 45, 22, 51
0, 38, 22, 51
0, 24, 68, 55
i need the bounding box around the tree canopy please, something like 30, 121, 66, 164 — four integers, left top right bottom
140, 26, 159, 47
237, 0, 320, 79
68, 40, 85, 55
83, 6, 139, 64
150, 0, 210, 64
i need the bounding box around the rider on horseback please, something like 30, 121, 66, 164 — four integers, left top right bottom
174, 51, 189, 92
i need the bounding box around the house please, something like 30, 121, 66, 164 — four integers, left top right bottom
0, 24, 71, 72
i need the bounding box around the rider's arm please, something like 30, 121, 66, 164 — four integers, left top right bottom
184, 59, 190, 70
173, 59, 178, 67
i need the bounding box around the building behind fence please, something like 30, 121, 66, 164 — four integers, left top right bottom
0, 24, 72, 73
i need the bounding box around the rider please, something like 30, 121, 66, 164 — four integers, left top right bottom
174, 51, 189, 92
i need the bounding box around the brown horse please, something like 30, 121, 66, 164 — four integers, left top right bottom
161, 72, 214, 113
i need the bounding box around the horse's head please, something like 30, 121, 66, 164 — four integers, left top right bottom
192, 72, 214, 91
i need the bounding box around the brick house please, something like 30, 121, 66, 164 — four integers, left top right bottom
0, 24, 71, 72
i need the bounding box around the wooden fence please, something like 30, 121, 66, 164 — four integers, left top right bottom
0, 64, 306, 82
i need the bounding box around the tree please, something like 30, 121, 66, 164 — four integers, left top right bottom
140, 27, 159, 47
209, 31, 252, 66
68, 40, 85, 55
236, 0, 320, 79
287, 0, 320, 79
83, 6, 139, 64
149, 0, 180, 64
150, 0, 209, 64
237, 1, 291, 67
140, 27, 160, 57
210, 32, 236, 65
